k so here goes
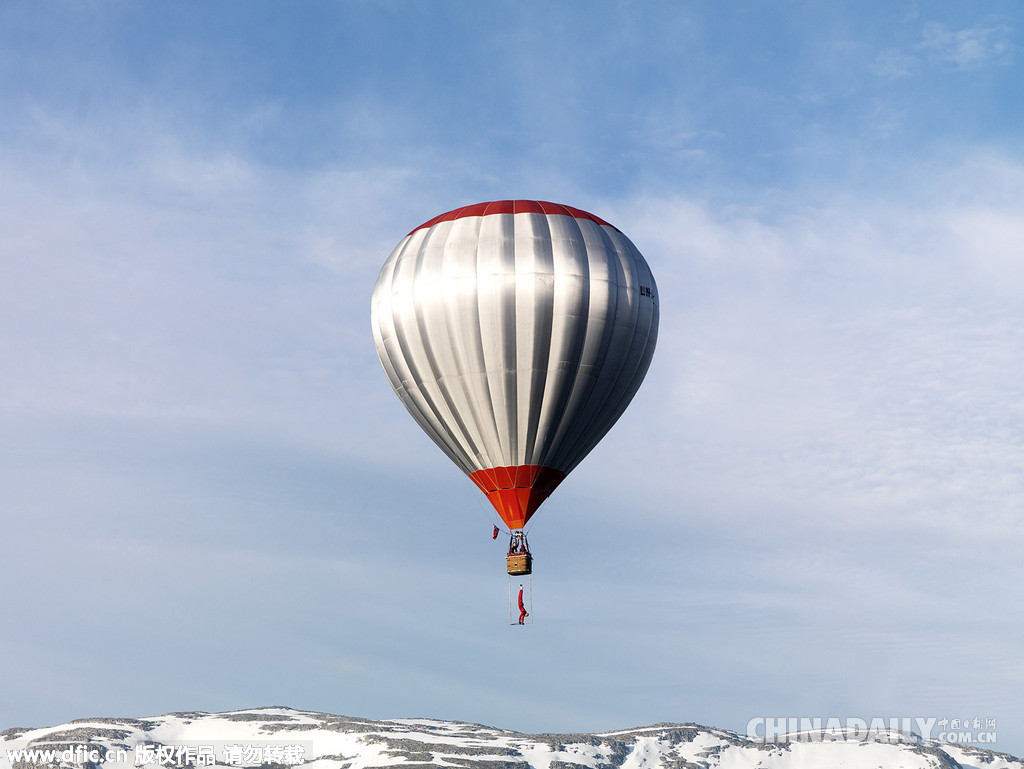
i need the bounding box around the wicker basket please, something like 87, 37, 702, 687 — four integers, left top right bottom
506, 553, 533, 575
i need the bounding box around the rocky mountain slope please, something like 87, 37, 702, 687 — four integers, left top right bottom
2, 707, 1021, 769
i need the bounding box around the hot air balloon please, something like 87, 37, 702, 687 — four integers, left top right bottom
370, 200, 658, 578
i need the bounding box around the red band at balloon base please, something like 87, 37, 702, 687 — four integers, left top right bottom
469, 465, 567, 530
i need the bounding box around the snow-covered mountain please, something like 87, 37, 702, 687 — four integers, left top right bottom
2, 707, 1021, 769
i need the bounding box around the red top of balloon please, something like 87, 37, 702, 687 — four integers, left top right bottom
408, 200, 620, 236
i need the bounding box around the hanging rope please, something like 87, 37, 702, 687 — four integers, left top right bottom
461, 474, 510, 538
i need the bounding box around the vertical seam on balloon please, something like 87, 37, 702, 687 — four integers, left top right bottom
471, 214, 505, 469
513, 201, 531, 465
554, 226, 632, 470
545, 218, 620, 469
404, 225, 479, 474
376, 232, 473, 473
581, 248, 659, 450
373, 235, 422, 403
436, 214, 494, 471
562, 233, 656, 472
421, 218, 492, 469
522, 209, 567, 467
559, 227, 638, 470
531, 213, 593, 469
502, 204, 519, 464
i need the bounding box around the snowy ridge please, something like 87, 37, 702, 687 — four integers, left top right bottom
1, 707, 1021, 769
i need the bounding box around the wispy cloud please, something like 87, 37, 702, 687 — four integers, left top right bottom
919, 18, 1016, 68
872, 48, 919, 79
599, 152, 1024, 553
875, 16, 1017, 79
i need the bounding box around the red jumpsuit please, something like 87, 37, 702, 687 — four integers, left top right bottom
518, 586, 528, 624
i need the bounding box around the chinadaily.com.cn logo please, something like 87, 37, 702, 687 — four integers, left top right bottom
746, 716, 998, 745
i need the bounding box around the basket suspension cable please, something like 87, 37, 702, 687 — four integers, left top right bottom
462, 471, 540, 582
460, 466, 558, 539
461, 473, 509, 536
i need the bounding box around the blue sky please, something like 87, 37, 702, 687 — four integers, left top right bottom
2, 0, 1023, 757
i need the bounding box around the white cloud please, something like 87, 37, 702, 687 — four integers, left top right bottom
873, 17, 1016, 80
872, 48, 919, 79
585, 155, 1024, 558
919, 18, 1016, 69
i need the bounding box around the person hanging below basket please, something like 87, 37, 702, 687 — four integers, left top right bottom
518, 584, 529, 624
